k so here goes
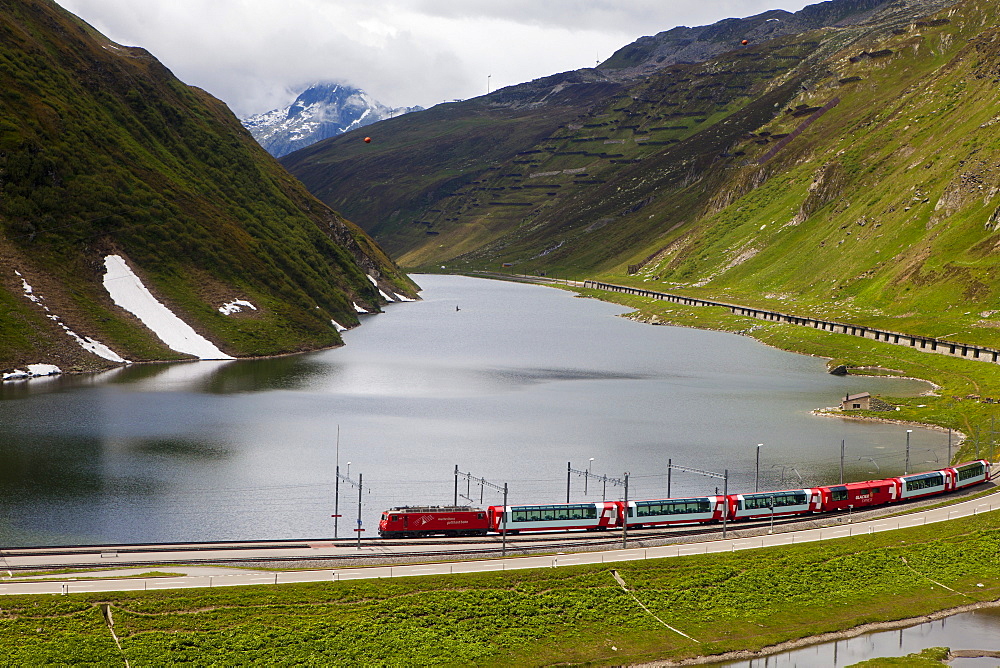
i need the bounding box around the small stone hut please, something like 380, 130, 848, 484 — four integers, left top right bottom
841, 392, 871, 410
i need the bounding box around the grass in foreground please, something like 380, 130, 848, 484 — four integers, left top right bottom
1, 512, 997, 666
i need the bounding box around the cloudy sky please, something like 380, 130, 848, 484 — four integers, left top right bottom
55, 0, 814, 118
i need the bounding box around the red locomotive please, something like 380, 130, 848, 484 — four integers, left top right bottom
378, 506, 489, 538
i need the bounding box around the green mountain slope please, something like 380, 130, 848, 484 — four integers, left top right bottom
626, 0, 1000, 346
0, 0, 415, 373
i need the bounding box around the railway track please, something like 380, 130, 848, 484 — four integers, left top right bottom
0, 514, 828, 571
2, 482, 994, 572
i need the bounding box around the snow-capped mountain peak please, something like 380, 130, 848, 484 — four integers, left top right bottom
242, 82, 421, 158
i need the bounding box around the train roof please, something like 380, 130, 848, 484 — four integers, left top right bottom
629, 496, 715, 503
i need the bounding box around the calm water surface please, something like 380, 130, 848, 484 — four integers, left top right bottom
0, 275, 948, 546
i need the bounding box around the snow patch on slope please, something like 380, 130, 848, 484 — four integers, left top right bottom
219, 299, 257, 315
102, 255, 234, 360
13, 269, 127, 364
367, 274, 395, 302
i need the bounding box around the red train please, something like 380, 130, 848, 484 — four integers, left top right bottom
378, 460, 990, 537
378, 506, 490, 538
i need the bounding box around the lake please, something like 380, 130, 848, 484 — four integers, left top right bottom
0, 274, 945, 546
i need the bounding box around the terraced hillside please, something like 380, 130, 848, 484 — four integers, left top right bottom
0, 0, 415, 373
399, 33, 840, 273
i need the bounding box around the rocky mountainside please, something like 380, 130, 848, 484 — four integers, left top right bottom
242, 82, 421, 158
0, 0, 416, 376
599, 0, 954, 74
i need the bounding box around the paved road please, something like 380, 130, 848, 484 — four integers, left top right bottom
0, 494, 994, 596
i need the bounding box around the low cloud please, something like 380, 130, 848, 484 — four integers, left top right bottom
56, 0, 810, 116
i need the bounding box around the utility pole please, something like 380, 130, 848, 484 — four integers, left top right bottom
334, 426, 340, 538
622, 472, 630, 549
840, 439, 845, 485
755, 444, 762, 492
768, 495, 775, 535
722, 469, 729, 539
905, 429, 912, 475
566, 461, 571, 503
502, 483, 508, 558
333, 464, 340, 539
357, 473, 363, 550
667, 458, 671, 498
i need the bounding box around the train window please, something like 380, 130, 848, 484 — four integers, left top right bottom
636, 499, 709, 517
637, 503, 657, 517
478, 513, 485, 519
743, 491, 805, 510
830, 488, 848, 501
510, 504, 597, 522
958, 463, 985, 480
905, 473, 943, 492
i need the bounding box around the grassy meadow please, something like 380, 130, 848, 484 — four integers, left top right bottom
1, 511, 998, 666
